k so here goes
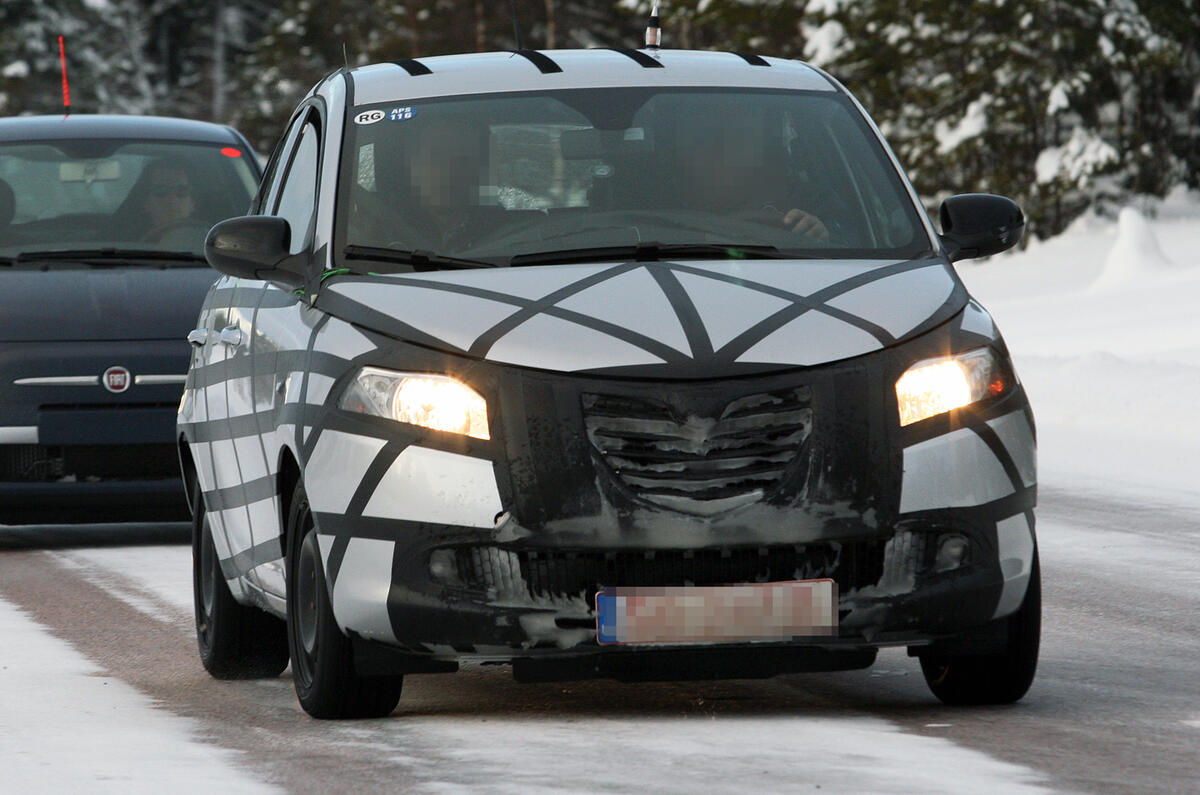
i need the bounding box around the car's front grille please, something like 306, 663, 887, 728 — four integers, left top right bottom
453, 541, 885, 603
0, 444, 180, 482
581, 388, 812, 514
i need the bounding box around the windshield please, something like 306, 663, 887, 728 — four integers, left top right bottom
337, 87, 932, 268
0, 138, 258, 262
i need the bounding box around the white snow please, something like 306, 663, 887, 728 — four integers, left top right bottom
49, 545, 194, 624
384, 715, 1050, 794
958, 187, 1200, 506
1034, 127, 1118, 185
935, 95, 991, 155
2, 60, 30, 79
803, 20, 848, 67
0, 596, 273, 793
1092, 206, 1173, 288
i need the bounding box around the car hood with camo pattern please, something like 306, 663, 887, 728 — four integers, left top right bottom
317, 257, 966, 378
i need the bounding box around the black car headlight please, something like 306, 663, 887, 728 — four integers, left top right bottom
339, 367, 490, 440
895, 347, 1008, 426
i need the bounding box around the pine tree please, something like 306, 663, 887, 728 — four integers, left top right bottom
0, 0, 161, 115
805, 0, 1196, 238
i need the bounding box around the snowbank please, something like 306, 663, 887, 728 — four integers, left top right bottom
0, 596, 272, 793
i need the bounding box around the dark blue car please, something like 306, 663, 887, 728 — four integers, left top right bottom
0, 115, 260, 523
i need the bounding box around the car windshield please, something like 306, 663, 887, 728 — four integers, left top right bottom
0, 138, 258, 262
337, 87, 932, 268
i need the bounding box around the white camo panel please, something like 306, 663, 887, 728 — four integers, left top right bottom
737, 309, 882, 365
487, 313, 666, 371
899, 428, 1014, 513
993, 513, 1035, 618
363, 446, 502, 528
986, 411, 1037, 488
328, 538, 399, 643
305, 431, 387, 514
826, 265, 956, 338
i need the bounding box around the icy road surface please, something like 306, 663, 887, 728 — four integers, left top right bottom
2, 487, 1199, 793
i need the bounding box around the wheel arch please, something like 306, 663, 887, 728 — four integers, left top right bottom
277, 445, 302, 559
178, 434, 199, 518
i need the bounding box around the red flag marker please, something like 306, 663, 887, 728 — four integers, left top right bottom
59, 35, 70, 113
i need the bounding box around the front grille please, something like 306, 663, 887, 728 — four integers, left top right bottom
454, 541, 885, 603
0, 444, 180, 482
582, 388, 812, 514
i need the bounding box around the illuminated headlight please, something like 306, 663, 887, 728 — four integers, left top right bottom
895, 348, 1008, 426
340, 367, 490, 440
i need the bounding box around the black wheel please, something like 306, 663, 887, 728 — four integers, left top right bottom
919, 552, 1041, 705
191, 478, 289, 679
285, 480, 403, 719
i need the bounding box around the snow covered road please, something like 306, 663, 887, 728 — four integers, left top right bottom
1, 481, 1198, 792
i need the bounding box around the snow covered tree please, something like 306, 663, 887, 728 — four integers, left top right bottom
0, 0, 160, 115
805, 0, 1199, 238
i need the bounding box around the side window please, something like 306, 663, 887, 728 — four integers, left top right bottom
254, 115, 303, 214
272, 118, 320, 255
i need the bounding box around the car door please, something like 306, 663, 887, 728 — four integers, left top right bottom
188, 276, 240, 561
232, 109, 325, 597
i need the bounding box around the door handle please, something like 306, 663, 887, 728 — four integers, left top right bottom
187, 328, 210, 347
218, 326, 244, 348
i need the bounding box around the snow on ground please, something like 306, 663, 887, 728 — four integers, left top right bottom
49, 544, 194, 624
0, 596, 275, 794
958, 187, 1200, 507
350, 714, 1049, 794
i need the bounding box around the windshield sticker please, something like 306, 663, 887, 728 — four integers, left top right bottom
388, 107, 417, 122
354, 109, 386, 125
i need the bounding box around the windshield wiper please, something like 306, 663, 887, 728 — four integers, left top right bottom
508, 242, 792, 267
343, 245, 499, 271
13, 248, 207, 265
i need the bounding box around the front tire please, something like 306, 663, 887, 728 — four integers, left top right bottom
191, 478, 289, 679
285, 480, 402, 719
919, 552, 1041, 705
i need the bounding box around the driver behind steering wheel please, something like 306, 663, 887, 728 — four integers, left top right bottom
675, 115, 831, 243
129, 159, 197, 243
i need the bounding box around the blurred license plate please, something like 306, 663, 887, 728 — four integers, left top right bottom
596, 580, 837, 645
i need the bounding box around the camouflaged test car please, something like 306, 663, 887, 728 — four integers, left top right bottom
178, 46, 1039, 718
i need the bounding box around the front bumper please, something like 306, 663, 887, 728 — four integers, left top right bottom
0, 338, 190, 523
303, 314, 1037, 667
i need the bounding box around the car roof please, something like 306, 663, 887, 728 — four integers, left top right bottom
345, 48, 837, 107
0, 114, 245, 145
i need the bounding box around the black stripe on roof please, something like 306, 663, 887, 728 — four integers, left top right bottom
605, 47, 665, 68
392, 58, 433, 76
512, 49, 563, 74
733, 52, 770, 67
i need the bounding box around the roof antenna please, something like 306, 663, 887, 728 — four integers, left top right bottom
509, 0, 523, 50
58, 35, 71, 116
644, 2, 662, 51
342, 42, 350, 69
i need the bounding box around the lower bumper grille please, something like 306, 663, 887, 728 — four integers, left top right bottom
0, 444, 180, 482
454, 541, 886, 602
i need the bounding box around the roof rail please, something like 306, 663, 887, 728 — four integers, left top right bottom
392, 58, 432, 77
605, 47, 664, 69
733, 53, 770, 67
512, 49, 563, 74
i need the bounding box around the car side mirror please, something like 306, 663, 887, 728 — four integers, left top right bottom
938, 194, 1025, 262
204, 215, 306, 288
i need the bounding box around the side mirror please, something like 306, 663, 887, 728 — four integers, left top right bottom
938, 194, 1025, 262
204, 215, 306, 287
